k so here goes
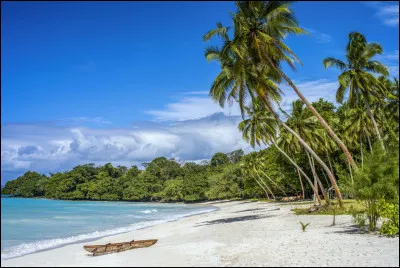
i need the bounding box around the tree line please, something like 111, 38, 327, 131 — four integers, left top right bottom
1, 148, 289, 201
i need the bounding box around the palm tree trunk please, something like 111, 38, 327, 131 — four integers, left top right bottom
346, 159, 354, 199
365, 103, 385, 150
269, 110, 343, 206
308, 153, 318, 204
307, 151, 328, 204
265, 56, 358, 171
347, 159, 353, 186
321, 168, 330, 186
326, 152, 334, 175
258, 169, 287, 196
256, 173, 275, 199
360, 135, 364, 168
253, 175, 269, 199
271, 141, 322, 205
367, 134, 373, 153
297, 167, 305, 199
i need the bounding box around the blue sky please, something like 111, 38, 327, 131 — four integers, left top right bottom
1, 1, 399, 184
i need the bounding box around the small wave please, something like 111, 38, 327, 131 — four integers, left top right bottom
1, 219, 165, 260
139, 209, 158, 214
1, 206, 216, 260
2, 218, 50, 224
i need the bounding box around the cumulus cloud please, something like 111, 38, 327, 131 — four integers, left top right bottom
1, 113, 254, 184
147, 79, 339, 122
278, 79, 339, 113
365, 1, 399, 27
146, 97, 242, 121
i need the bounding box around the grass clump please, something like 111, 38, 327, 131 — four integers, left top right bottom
299, 221, 310, 232
292, 199, 365, 215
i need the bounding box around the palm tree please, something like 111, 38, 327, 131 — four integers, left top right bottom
211, 1, 358, 170
282, 100, 329, 203
241, 153, 274, 199
323, 32, 389, 150
377, 76, 399, 147
251, 152, 287, 197
382, 77, 399, 124
205, 1, 343, 206
342, 105, 376, 165
238, 99, 322, 204
277, 130, 305, 199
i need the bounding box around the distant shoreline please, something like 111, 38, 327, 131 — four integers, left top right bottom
0, 195, 249, 204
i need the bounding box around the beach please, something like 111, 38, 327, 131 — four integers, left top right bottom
2, 200, 399, 267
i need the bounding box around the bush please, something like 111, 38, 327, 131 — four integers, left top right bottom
352, 212, 367, 230
352, 143, 399, 231
378, 199, 399, 236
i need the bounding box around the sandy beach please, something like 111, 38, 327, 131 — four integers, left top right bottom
2, 200, 399, 267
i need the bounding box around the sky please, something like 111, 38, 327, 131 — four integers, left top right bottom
1, 1, 399, 184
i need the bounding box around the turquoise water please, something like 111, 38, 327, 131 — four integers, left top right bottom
1, 197, 216, 260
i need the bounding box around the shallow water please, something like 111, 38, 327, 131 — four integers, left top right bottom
1, 197, 215, 260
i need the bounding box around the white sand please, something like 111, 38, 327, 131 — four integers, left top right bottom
2, 201, 399, 267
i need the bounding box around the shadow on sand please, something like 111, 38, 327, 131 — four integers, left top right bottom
325, 224, 371, 235
233, 208, 268, 213
206, 200, 243, 205
195, 214, 277, 227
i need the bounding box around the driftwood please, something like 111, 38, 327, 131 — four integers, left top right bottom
84, 239, 157, 256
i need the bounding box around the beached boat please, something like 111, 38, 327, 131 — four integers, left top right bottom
83, 239, 157, 256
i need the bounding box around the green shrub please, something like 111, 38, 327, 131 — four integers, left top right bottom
378, 199, 399, 236
352, 143, 399, 231
352, 212, 367, 230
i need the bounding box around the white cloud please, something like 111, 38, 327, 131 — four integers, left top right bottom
183, 91, 209, 95
277, 79, 339, 114
55, 117, 112, 126
147, 79, 339, 122
365, 1, 399, 27
146, 96, 242, 121
1, 114, 253, 184
303, 27, 332, 43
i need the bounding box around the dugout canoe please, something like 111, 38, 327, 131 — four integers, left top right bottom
83, 239, 157, 256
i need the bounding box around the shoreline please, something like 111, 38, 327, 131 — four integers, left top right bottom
1, 202, 218, 261
2, 200, 399, 267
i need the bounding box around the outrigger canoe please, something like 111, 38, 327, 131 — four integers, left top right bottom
83, 239, 157, 256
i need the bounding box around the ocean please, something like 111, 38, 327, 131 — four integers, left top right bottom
1, 197, 216, 260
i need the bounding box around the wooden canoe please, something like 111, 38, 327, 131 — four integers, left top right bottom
83, 239, 157, 256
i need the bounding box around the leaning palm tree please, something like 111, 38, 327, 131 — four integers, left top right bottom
205, 1, 343, 206
241, 153, 275, 199
276, 130, 305, 199
206, 1, 358, 170
281, 100, 329, 203
238, 99, 322, 204
323, 32, 389, 150
250, 151, 287, 197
